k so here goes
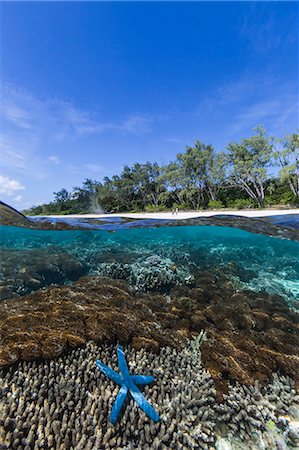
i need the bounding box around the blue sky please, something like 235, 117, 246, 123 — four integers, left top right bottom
0, 1, 298, 209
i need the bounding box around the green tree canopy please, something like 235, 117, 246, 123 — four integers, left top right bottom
226, 126, 273, 207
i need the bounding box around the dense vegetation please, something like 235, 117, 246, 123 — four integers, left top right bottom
24, 127, 299, 215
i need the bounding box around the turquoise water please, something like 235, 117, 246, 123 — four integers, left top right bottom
1, 223, 298, 304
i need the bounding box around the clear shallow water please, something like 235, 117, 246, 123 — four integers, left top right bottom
30, 213, 299, 231
267, 213, 299, 229
1, 218, 299, 450
1, 222, 298, 304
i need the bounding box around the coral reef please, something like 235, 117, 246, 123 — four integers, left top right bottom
0, 247, 86, 300
0, 276, 186, 368
175, 283, 299, 394
96, 254, 194, 292
0, 274, 298, 398
1, 342, 298, 449
214, 374, 299, 449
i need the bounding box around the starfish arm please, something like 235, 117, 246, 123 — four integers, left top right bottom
95, 360, 123, 386
129, 383, 160, 422
131, 375, 155, 385
110, 385, 128, 425
117, 345, 130, 380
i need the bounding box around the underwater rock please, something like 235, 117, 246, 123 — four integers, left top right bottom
0, 273, 298, 399
0, 342, 297, 450
0, 248, 86, 299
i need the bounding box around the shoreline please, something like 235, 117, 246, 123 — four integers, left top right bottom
39, 208, 299, 220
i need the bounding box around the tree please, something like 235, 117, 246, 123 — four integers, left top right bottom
130, 162, 165, 207
273, 133, 299, 197
72, 178, 101, 211
53, 188, 70, 203
165, 141, 226, 209
225, 126, 272, 207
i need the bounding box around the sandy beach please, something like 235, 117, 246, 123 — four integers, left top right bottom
45, 208, 299, 220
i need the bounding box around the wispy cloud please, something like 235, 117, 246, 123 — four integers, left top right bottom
194, 74, 298, 139
1, 81, 156, 138
48, 155, 60, 164
239, 3, 296, 54
85, 163, 104, 173
66, 163, 105, 177
164, 137, 183, 144
0, 81, 159, 196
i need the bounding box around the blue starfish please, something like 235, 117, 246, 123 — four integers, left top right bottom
96, 344, 160, 425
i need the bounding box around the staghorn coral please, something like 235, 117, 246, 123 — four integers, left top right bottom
0, 342, 298, 449
215, 375, 299, 448
0, 343, 217, 450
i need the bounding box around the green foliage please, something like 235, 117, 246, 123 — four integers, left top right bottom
226, 198, 255, 209
144, 204, 166, 212
273, 132, 299, 197
23, 126, 298, 215
208, 200, 224, 209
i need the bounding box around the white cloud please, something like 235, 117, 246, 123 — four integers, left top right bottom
0, 175, 25, 196
14, 195, 23, 202
164, 137, 182, 144
85, 163, 104, 173
2, 104, 33, 129
48, 155, 60, 164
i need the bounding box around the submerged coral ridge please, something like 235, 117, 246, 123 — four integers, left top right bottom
1, 342, 298, 450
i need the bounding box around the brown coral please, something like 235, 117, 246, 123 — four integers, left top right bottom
0, 273, 298, 397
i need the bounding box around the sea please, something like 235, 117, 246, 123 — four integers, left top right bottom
0, 214, 298, 449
